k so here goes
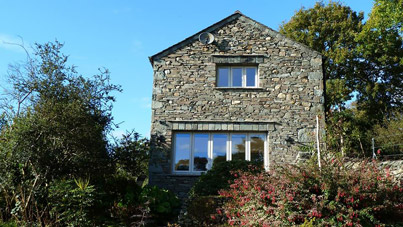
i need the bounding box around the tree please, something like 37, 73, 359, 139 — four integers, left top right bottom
0, 41, 121, 224
280, 1, 403, 156
112, 131, 150, 183
372, 112, 403, 155
280, 1, 364, 110
355, 0, 403, 121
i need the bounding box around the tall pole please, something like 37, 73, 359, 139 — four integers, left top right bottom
372, 138, 376, 159
316, 115, 321, 170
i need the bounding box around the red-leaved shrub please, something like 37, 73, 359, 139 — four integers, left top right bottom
216, 159, 403, 226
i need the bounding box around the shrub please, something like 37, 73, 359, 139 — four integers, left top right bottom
48, 178, 95, 226
181, 196, 226, 226
140, 186, 181, 224
180, 160, 262, 226
189, 160, 263, 198
216, 159, 403, 226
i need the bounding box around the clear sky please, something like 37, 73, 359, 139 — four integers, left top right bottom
0, 0, 373, 138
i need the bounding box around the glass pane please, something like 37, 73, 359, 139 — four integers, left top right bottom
232, 68, 242, 87
212, 134, 227, 166
250, 134, 265, 164
217, 68, 229, 87
174, 134, 190, 171
231, 134, 246, 160
246, 68, 256, 87
193, 134, 209, 171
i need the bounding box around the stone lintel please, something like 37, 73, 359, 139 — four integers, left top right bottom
212, 55, 265, 64
168, 121, 275, 132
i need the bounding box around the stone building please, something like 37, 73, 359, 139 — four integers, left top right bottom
148, 11, 325, 198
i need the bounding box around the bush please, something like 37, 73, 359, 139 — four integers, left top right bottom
189, 160, 263, 198
372, 112, 403, 156
140, 186, 181, 224
180, 160, 262, 226
48, 178, 95, 226
216, 159, 403, 226
181, 196, 226, 226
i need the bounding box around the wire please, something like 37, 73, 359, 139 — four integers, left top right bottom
375, 143, 403, 149
374, 133, 403, 139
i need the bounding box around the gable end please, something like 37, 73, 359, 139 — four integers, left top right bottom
149, 11, 321, 66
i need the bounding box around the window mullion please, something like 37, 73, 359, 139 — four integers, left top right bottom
208, 133, 212, 170
246, 134, 250, 161
229, 67, 232, 88
190, 133, 194, 173
243, 68, 246, 87
227, 133, 231, 161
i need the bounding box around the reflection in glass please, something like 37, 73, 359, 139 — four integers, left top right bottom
217, 68, 229, 87
174, 134, 190, 171
232, 134, 246, 160
232, 68, 242, 87
212, 134, 227, 166
250, 134, 265, 165
193, 134, 209, 171
246, 68, 256, 87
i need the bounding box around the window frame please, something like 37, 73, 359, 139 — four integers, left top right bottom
172, 132, 267, 174
216, 66, 258, 88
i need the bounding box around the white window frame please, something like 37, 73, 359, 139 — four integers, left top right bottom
217, 66, 258, 88
172, 132, 267, 174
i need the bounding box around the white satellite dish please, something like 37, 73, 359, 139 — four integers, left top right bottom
199, 32, 214, 45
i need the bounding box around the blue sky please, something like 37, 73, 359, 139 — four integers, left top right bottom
0, 0, 373, 138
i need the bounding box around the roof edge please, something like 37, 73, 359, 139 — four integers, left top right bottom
237, 14, 322, 56
149, 12, 243, 65
149, 11, 322, 66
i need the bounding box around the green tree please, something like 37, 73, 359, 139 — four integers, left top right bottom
280, 1, 364, 110
280, 1, 403, 156
112, 131, 150, 183
0, 41, 121, 224
355, 0, 403, 121
372, 112, 403, 155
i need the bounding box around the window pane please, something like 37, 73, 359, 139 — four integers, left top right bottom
193, 134, 209, 171
232, 68, 242, 87
174, 134, 190, 171
246, 68, 256, 87
217, 68, 229, 87
250, 134, 265, 164
232, 134, 246, 160
212, 134, 227, 166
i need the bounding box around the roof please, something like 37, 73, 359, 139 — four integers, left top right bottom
149, 11, 321, 65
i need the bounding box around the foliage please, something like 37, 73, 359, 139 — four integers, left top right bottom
0, 41, 121, 225
280, 0, 403, 157
372, 112, 403, 155
180, 196, 225, 227
112, 130, 150, 183
216, 159, 403, 226
354, 0, 403, 122
48, 179, 95, 226
108, 182, 148, 226
189, 160, 263, 198
140, 186, 180, 223
280, 1, 363, 110
325, 108, 371, 157
0, 40, 177, 226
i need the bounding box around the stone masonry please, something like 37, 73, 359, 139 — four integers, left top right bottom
148, 12, 325, 198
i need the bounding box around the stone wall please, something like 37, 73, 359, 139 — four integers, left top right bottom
379, 160, 403, 183
149, 13, 325, 198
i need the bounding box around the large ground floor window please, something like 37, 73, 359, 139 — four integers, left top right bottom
173, 132, 267, 174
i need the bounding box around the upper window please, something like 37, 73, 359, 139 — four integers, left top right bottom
217, 66, 258, 88
173, 132, 267, 174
